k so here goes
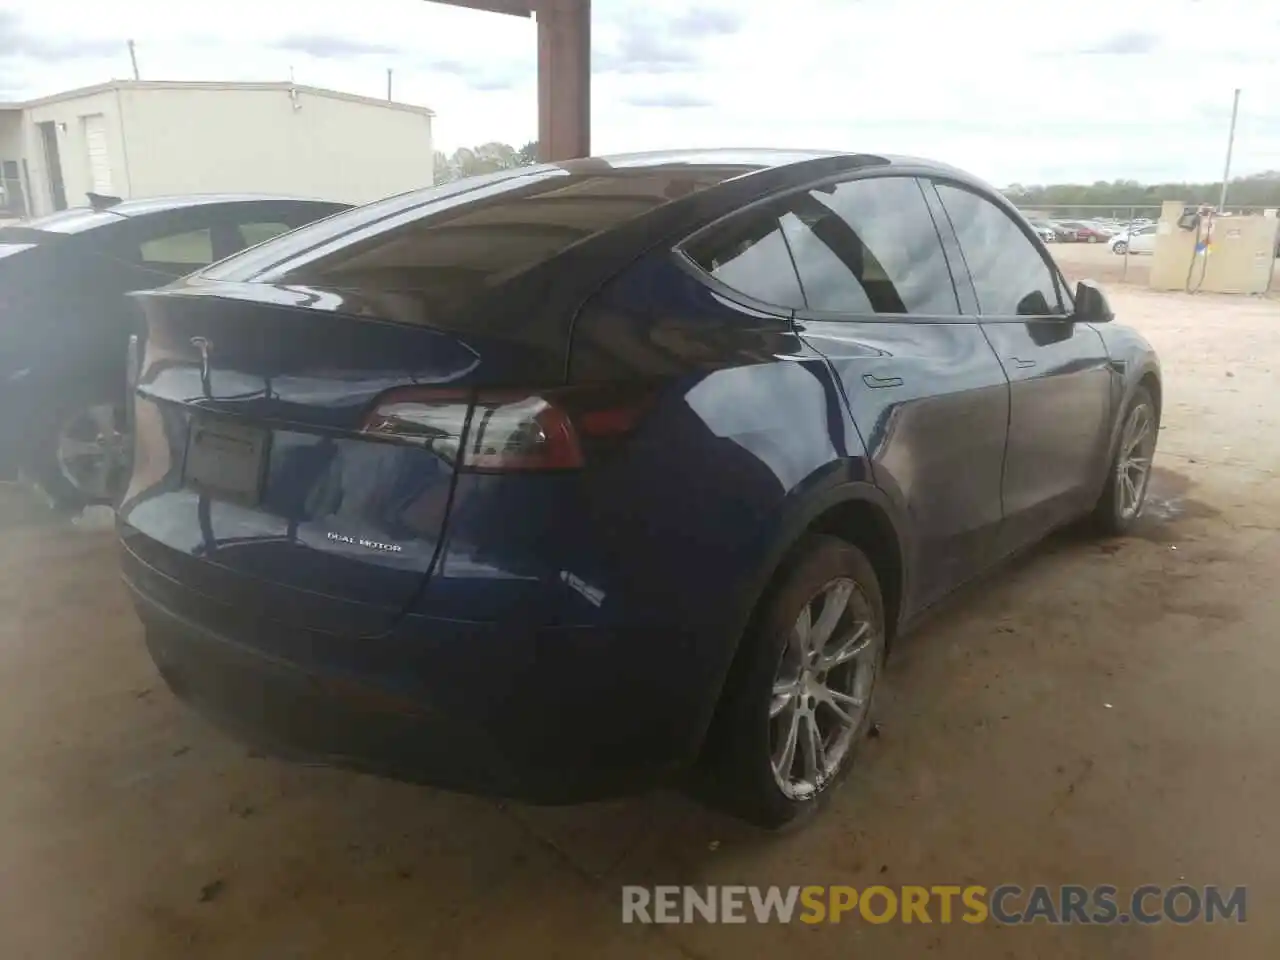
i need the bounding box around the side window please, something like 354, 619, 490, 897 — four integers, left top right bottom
237, 221, 293, 248
682, 204, 807, 309
934, 183, 1063, 316
782, 177, 959, 315
139, 228, 213, 266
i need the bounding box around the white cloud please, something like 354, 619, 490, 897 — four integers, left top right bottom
2, 0, 1278, 184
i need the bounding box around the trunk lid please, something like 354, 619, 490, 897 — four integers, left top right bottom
119, 281, 491, 637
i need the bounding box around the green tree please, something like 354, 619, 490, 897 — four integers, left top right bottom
1004, 172, 1280, 216
432, 150, 453, 185
515, 141, 539, 166
432, 141, 540, 185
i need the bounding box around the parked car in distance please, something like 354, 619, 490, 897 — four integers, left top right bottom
1047, 220, 1081, 242
1026, 219, 1057, 243
119, 151, 1162, 828
0, 194, 350, 507
1111, 224, 1158, 255
1061, 220, 1110, 243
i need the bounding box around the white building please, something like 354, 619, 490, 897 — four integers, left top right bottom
0, 80, 435, 218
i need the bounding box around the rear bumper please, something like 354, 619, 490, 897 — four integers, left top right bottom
122, 542, 719, 803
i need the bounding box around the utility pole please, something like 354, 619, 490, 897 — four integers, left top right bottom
386, 68, 393, 101
1218, 87, 1241, 211
127, 39, 140, 80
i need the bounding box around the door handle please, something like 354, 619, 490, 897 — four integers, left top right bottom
1010, 357, 1037, 369
862, 373, 904, 389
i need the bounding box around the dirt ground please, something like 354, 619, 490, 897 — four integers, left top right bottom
2, 285, 1278, 959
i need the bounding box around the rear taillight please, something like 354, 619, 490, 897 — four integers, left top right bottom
362, 384, 655, 472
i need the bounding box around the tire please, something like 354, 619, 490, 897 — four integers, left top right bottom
1087, 235, 1098, 243
697, 535, 887, 829
1113, 242, 1128, 255
1092, 386, 1158, 536
25, 392, 131, 512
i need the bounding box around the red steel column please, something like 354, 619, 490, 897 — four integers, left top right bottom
536, 0, 591, 161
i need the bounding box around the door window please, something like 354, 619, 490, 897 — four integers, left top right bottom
238, 221, 293, 248
934, 183, 1064, 317
139, 228, 214, 266
782, 177, 959, 315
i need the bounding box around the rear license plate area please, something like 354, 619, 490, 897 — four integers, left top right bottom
184, 417, 269, 505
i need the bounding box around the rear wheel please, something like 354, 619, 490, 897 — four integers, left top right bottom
1093, 387, 1157, 535
699, 536, 886, 829
27, 395, 131, 511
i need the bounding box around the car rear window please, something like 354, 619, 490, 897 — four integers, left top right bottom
201, 164, 746, 314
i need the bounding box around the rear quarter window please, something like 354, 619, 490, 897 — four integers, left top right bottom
681, 202, 807, 309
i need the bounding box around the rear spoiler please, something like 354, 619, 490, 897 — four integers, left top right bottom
87, 192, 123, 211
0, 226, 56, 243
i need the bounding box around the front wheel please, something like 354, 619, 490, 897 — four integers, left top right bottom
1113, 241, 1128, 255
698, 536, 886, 829
1092, 387, 1158, 535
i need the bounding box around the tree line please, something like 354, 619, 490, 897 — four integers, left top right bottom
433, 141, 539, 184
1005, 170, 1280, 214
426, 147, 1280, 216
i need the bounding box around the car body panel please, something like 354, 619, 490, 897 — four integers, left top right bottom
795, 318, 1008, 615
978, 319, 1115, 549
120, 282, 482, 636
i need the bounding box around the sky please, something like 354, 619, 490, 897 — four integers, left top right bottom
2, 0, 1278, 187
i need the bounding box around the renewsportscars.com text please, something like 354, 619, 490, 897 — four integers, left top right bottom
621, 884, 1247, 925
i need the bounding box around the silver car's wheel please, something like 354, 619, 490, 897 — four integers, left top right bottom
53, 402, 131, 504
1115, 401, 1155, 521
769, 577, 882, 801
1113, 241, 1128, 255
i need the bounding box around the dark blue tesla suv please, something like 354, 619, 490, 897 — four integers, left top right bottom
118, 150, 1162, 827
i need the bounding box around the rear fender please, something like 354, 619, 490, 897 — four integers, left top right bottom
692, 474, 909, 751
733, 477, 910, 647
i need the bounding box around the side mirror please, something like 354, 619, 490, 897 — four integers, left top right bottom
1073, 279, 1114, 324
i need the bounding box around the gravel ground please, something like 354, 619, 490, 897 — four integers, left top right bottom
1, 286, 1277, 959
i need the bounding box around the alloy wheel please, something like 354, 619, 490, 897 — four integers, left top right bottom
769, 577, 882, 801
55, 402, 131, 503
1116, 402, 1155, 520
